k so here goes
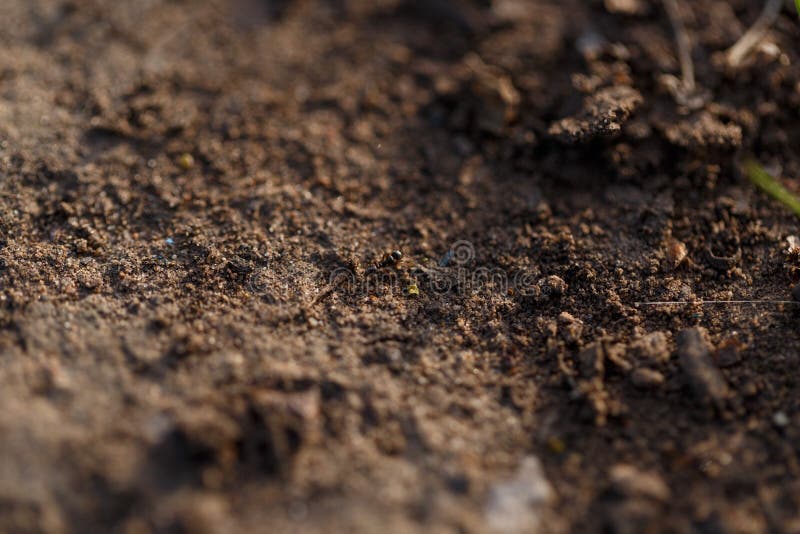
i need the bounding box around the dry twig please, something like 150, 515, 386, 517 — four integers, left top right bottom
726, 0, 784, 67
660, 0, 709, 108
662, 0, 695, 93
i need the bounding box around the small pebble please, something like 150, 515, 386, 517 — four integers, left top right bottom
178, 153, 195, 170
486, 456, 553, 533
665, 239, 687, 268
773, 411, 789, 427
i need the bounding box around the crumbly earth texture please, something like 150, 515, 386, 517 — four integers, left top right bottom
1, 0, 800, 532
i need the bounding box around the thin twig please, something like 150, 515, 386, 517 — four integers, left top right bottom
662, 0, 695, 93
726, 0, 784, 68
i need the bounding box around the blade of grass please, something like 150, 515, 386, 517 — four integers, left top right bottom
744, 159, 800, 218
796, 0, 800, 17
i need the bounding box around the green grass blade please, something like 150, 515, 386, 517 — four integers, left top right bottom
796, 0, 800, 17
744, 160, 800, 218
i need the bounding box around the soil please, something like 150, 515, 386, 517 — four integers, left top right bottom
1, 0, 800, 532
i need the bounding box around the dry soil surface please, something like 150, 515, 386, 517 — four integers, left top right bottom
1, 0, 800, 532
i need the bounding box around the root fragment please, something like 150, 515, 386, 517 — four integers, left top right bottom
726, 0, 784, 68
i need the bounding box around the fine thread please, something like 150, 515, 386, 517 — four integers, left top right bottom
635, 300, 799, 306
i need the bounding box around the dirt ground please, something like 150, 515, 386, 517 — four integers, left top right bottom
1, 0, 800, 532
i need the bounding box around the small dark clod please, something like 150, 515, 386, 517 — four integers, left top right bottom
677, 327, 730, 410
792, 283, 800, 302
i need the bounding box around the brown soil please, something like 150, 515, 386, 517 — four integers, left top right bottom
1, 1, 800, 532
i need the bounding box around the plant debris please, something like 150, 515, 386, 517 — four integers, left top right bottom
744, 160, 800, 218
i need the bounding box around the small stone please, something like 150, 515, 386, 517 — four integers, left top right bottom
609, 464, 670, 503
773, 411, 790, 427
486, 456, 553, 534
630, 368, 665, 389
178, 153, 195, 170
664, 239, 687, 269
